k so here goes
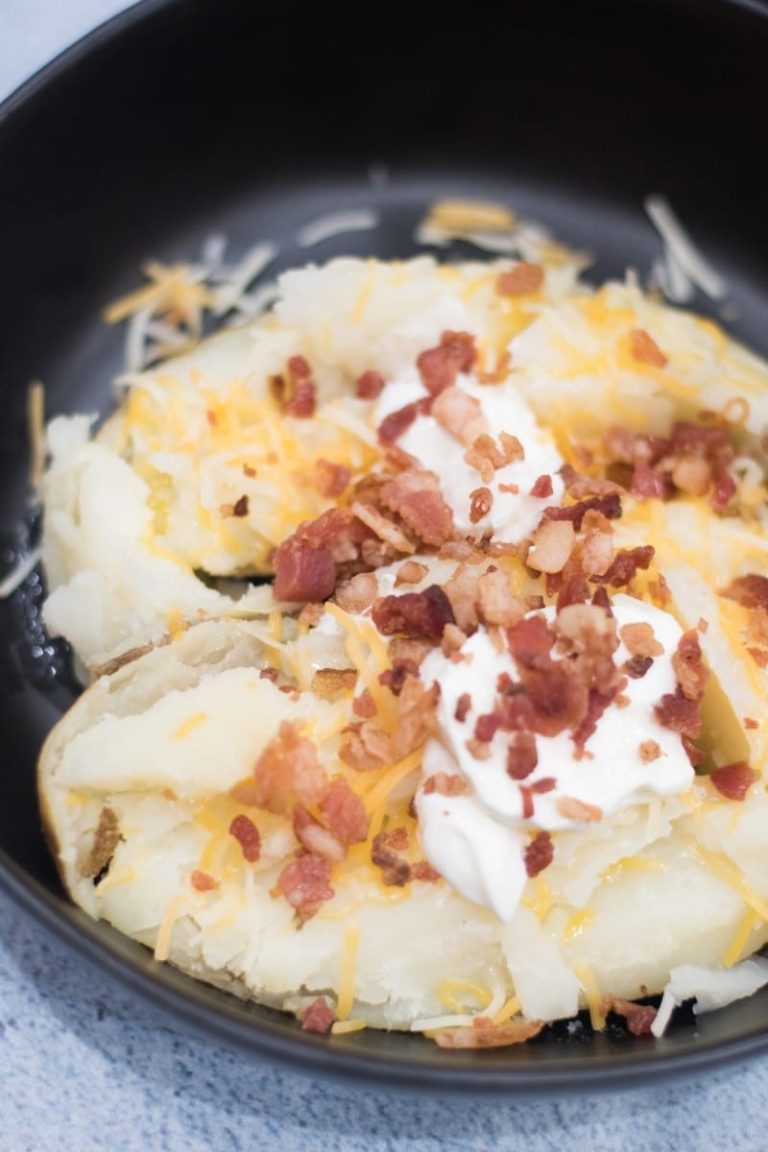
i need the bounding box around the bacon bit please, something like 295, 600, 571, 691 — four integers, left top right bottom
285, 380, 316, 418
498, 482, 519, 494
682, 734, 706, 768
544, 493, 622, 530
591, 586, 613, 614
464, 432, 524, 482
556, 796, 603, 822
190, 869, 219, 892
353, 690, 377, 718
380, 826, 409, 852
312, 458, 351, 498
229, 494, 249, 518
276, 853, 334, 920
749, 646, 768, 669
388, 636, 433, 667
506, 732, 538, 780
81, 807, 121, 879
442, 623, 468, 657
466, 737, 494, 761
396, 560, 429, 586
579, 513, 615, 578
229, 814, 262, 862
242, 463, 257, 478
711, 470, 737, 512
631, 463, 669, 500
672, 630, 709, 701
431, 385, 488, 446
469, 486, 493, 523
206, 408, 218, 427
298, 601, 324, 628
620, 622, 664, 658
507, 614, 555, 665
455, 692, 472, 722
639, 740, 662, 763
530, 474, 554, 499
648, 574, 672, 606
311, 668, 357, 700
711, 760, 758, 800
293, 805, 346, 863
524, 830, 554, 878
371, 833, 411, 886
527, 519, 576, 574
654, 687, 701, 739
603, 996, 657, 1037
496, 262, 545, 297
378, 397, 432, 444
443, 563, 482, 633
519, 785, 535, 819
744, 717, 759, 730
372, 585, 456, 642
351, 500, 415, 554
235, 721, 326, 814
335, 571, 379, 614
476, 569, 525, 627
378, 657, 419, 696
273, 543, 336, 602
301, 996, 336, 1034
322, 774, 368, 847
722, 574, 768, 610
561, 467, 623, 500
380, 470, 455, 547
356, 370, 385, 399
340, 721, 392, 771
259, 667, 279, 683
433, 1017, 544, 1049
391, 677, 440, 759
625, 655, 653, 679
411, 861, 441, 883
476, 349, 512, 385
417, 330, 477, 396
422, 773, 469, 796
629, 328, 668, 368
593, 545, 654, 588
475, 713, 501, 742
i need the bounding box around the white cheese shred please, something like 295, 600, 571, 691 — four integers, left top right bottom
645, 194, 727, 302
296, 210, 380, 248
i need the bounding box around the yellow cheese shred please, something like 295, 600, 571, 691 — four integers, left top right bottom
492, 995, 521, 1026
331, 1019, 367, 1035
336, 926, 360, 1021
153, 894, 185, 962
722, 908, 762, 968
575, 964, 605, 1031
692, 843, 768, 922
435, 979, 493, 1015
172, 711, 208, 741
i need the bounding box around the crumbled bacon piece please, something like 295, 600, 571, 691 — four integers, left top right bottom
496, 262, 544, 297
340, 721, 392, 771
371, 833, 411, 886
556, 796, 603, 822
378, 397, 432, 444
190, 869, 219, 892
379, 826, 409, 852
380, 470, 455, 546
560, 467, 624, 500
273, 542, 336, 602
334, 572, 378, 615
544, 493, 622, 530
507, 614, 555, 665
744, 717, 759, 730
530, 474, 554, 499
639, 740, 661, 763
234, 721, 326, 814
81, 806, 121, 879
311, 668, 357, 700
748, 647, 768, 668
593, 546, 654, 587
276, 853, 334, 920
474, 713, 501, 742
710, 470, 737, 512
285, 381, 316, 418
506, 732, 538, 780
625, 655, 653, 679
523, 830, 554, 877
293, 805, 346, 863
469, 486, 493, 523
353, 690, 377, 718
411, 861, 441, 883
378, 657, 419, 696
672, 630, 709, 701
356, 370, 385, 399
629, 328, 668, 368
433, 1017, 544, 1049
455, 692, 472, 722
312, 458, 350, 498
620, 622, 663, 658
527, 519, 576, 574
722, 574, 768, 610
390, 677, 440, 759
464, 432, 524, 482
710, 761, 757, 801
229, 814, 262, 862
631, 463, 669, 500
603, 996, 658, 1037
301, 996, 335, 1034
442, 622, 468, 656
372, 585, 456, 641
431, 385, 488, 446
417, 330, 477, 396
351, 500, 415, 554
443, 563, 482, 633
476, 569, 525, 627
654, 687, 701, 739
422, 772, 469, 796
319, 777, 368, 844
396, 560, 429, 586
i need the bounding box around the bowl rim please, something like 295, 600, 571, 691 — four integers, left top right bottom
2, 0, 768, 1095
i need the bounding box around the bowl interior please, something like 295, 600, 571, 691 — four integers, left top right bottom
1, 0, 768, 1091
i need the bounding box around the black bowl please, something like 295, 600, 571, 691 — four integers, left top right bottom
1, 0, 768, 1094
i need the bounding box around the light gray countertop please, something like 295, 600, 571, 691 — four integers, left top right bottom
1, 4, 768, 1149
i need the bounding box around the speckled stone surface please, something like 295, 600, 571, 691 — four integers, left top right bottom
2, 4, 768, 1149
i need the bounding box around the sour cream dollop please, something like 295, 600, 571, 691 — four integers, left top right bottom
415, 595, 694, 921
374, 366, 564, 543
